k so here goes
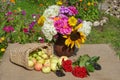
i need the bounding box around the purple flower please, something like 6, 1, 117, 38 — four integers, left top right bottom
68, 6, 78, 15
21, 10, 26, 16
77, 18, 83, 24
59, 14, 68, 19
59, 6, 78, 16
59, 6, 71, 15
29, 21, 36, 30
3, 26, 14, 33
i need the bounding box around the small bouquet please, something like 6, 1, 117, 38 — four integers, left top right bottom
38, 5, 92, 49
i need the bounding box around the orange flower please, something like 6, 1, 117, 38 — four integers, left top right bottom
13, 10, 17, 13
79, 0, 82, 2
10, 0, 15, 3
39, 4, 43, 7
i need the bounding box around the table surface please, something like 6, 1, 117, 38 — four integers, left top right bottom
0, 44, 120, 80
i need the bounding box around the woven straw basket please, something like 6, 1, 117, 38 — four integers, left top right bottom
8, 43, 53, 70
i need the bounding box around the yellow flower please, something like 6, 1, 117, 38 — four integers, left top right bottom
56, 1, 63, 6
63, 30, 86, 48
37, 16, 45, 26
68, 16, 77, 27
1, 37, 5, 41
87, 2, 91, 6
1, 48, 5, 52
74, 23, 83, 30
10, 0, 15, 4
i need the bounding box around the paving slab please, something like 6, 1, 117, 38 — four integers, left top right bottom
0, 44, 120, 80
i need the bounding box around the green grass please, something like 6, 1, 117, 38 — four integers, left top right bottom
86, 14, 120, 58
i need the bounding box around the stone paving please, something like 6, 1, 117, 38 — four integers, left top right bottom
100, 0, 120, 18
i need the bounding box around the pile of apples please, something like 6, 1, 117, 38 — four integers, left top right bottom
28, 49, 68, 73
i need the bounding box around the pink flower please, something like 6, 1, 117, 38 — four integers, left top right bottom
5, 11, 12, 16
39, 38, 45, 43
3, 26, 14, 33
23, 28, 29, 33
54, 17, 72, 35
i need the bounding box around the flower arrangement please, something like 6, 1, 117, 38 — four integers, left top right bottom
38, 4, 92, 49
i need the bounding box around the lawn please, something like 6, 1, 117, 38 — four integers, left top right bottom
0, 0, 120, 58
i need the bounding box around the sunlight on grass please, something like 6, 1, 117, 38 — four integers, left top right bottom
86, 14, 120, 58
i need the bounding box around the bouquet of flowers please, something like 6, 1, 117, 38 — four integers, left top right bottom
38, 5, 92, 49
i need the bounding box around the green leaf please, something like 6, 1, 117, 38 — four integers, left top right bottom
79, 54, 90, 66
85, 62, 95, 72
89, 56, 100, 63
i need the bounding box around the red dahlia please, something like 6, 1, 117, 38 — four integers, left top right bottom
72, 66, 87, 78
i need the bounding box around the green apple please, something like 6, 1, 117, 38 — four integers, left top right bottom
37, 58, 45, 64
44, 59, 51, 67
36, 56, 42, 61
28, 60, 34, 67
38, 51, 43, 56
50, 56, 59, 63
32, 53, 38, 58
41, 50, 45, 54
41, 54, 48, 59
50, 63, 58, 71
42, 66, 51, 73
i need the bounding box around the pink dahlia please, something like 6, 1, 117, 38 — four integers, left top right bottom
54, 17, 72, 35
3, 26, 14, 33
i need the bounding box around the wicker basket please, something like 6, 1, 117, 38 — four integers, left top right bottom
8, 43, 53, 70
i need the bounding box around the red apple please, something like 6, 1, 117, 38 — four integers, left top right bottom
34, 62, 43, 71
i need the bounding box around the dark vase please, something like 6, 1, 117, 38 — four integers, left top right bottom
54, 34, 76, 57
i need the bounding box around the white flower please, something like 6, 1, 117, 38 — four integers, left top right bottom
78, 21, 92, 36
43, 5, 60, 18
93, 21, 100, 27
42, 18, 57, 41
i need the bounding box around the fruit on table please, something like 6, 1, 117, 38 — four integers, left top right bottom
34, 62, 43, 71
44, 59, 51, 67
42, 66, 51, 73
37, 58, 45, 64
28, 60, 34, 67
50, 63, 58, 71
28, 49, 69, 73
